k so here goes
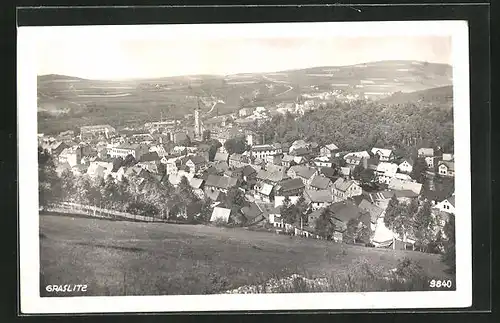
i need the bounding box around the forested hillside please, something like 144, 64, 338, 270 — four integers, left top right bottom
256, 99, 454, 155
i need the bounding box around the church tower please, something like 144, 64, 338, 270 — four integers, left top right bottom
194, 98, 201, 140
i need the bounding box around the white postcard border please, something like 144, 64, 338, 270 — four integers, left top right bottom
18, 20, 471, 314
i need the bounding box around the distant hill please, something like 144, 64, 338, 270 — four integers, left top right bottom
38, 74, 88, 82
378, 85, 453, 106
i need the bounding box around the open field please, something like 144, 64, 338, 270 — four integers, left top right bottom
37, 60, 452, 134
40, 214, 451, 296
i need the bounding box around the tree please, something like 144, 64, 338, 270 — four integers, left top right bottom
346, 218, 362, 244
60, 169, 77, 202
112, 157, 124, 172
411, 200, 435, 251
224, 136, 248, 155
384, 195, 400, 230
352, 164, 364, 181
225, 187, 247, 213
410, 157, 428, 184
315, 208, 335, 239
441, 216, 456, 274
199, 197, 213, 222
122, 154, 137, 168
202, 130, 211, 141
38, 148, 62, 209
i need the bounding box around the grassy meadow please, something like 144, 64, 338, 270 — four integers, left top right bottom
40, 213, 452, 296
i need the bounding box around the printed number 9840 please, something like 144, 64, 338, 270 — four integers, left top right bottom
430, 280, 453, 288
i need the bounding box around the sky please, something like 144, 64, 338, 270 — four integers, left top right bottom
37, 34, 452, 80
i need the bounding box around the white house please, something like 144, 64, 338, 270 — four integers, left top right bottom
320, 143, 339, 157
250, 144, 282, 160
442, 153, 454, 161
438, 161, 455, 177
433, 194, 455, 215
398, 158, 414, 174
371, 148, 395, 161
375, 162, 399, 185
418, 148, 434, 157
332, 178, 362, 201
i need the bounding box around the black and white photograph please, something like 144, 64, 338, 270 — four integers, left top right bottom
18, 20, 472, 313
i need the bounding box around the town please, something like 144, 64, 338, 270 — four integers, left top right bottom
38, 98, 455, 254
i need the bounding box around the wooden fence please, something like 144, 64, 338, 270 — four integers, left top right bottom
47, 202, 158, 222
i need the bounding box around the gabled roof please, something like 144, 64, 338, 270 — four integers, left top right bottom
214, 161, 229, 172
305, 189, 334, 203
447, 195, 455, 207
187, 155, 206, 165
371, 148, 393, 158
324, 143, 339, 151
241, 203, 263, 221
340, 167, 351, 176
278, 178, 305, 192
388, 178, 422, 194
290, 165, 316, 179
242, 165, 257, 177
376, 162, 399, 176
309, 175, 332, 190
210, 207, 231, 223
399, 157, 414, 167
205, 174, 238, 189
320, 167, 336, 178
282, 154, 295, 162
139, 152, 161, 162
189, 177, 205, 189
329, 201, 364, 224
214, 152, 229, 162
290, 147, 310, 156
358, 199, 384, 223
394, 190, 419, 199
438, 160, 455, 171
344, 151, 370, 159
333, 177, 356, 192
229, 153, 243, 161
258, 183, 274, 196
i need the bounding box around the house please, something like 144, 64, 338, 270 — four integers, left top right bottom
362, 156, 380, 171
86, 163, 106, 179
136, 160, 161, 174
80, 124, 116, 141
189, 178, 205, 199
433, 194, 455, 214
340, 167, 351, 177
168, 172, 194, 187
261, 205, 283, 227
58, 146, 82, 167
214, 152, 229, 163
292, 156, 308, 165
185, 155, 207, 174
239, 107, 255, 118
438, 161, 455, 177
320, 143, 339, 157
418, 147, 434, 157
425, 156, 441, 169
229, 153, 245, 168
289, 147, 310, 157
250, 144, 282, 160
210, 207, 231, 223
304, 189, 334, 210
265, 154, 282, 166
344, 151, 370, 160
274, 195, 301, 208
241, 203, 265, 225
398, 158, 414, 174
108, 143, 148, 160
274, 178, 306, 197
358, 199, 384, 231
375, 162, 399, 184
256, 169, 289, 186
281, 154, 296, 169
309, 175, 332, 191
254, 183, 274, 203
289, 140, 309, 154
320, 167, 337, 180
344, 155, 362, 168
388, 178, 423, 195
109, 166, 126, 181
371, 148, 395, 161
42, 140, 69, 156
204, 174, 238, 193
393, 190, 420, 204
241, 164, 257, 182
313, 156, 336, 168
332, 178, 362, 201
287, 165, 317, 186
329, 201, 370, 242
224, 168, 244, 181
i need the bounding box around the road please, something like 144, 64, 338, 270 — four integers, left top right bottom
262, 75, 294, 97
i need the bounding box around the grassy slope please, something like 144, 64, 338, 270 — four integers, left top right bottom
40, 214, 450, 296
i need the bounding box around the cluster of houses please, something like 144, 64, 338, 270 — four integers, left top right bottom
39, 122, 455, 251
